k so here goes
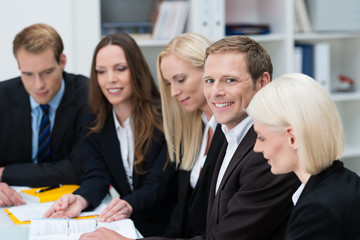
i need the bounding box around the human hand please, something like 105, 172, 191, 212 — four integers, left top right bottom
99, 197, 133, 222
79, 227, 134, 240
0, 182, 26, 206
43, 193, 89, 218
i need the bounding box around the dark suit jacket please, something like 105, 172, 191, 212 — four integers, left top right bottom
74, 112, 177, 237
0, 72, 88, 187
163, 124, 226, 238
285, 160, 360, 240
145, 126, 300, 240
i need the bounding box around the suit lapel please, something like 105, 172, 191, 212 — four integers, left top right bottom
12, 79, 32, 160
216, 126, 256, 194
207, 141, 227, 217
51, 73, 76, 158
191, 124, 224, 202
207, 126, 256, 225
102, 113, 132, 195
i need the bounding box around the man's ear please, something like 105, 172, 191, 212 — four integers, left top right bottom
257, 72, 271, 90
286, 126, 298, 150
59, 53, 67, 70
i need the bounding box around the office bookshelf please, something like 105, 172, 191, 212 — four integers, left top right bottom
98, 0, 360, 174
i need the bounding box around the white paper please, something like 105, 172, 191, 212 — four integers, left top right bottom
29, 218, 137, 240
7, 202, 107, 222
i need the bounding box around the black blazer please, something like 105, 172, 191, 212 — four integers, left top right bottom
0, 72, 88, 187
74, 112, 177, 237
163, 124, 226, 238
144, 126, 300, 240
285, 160, 360, 240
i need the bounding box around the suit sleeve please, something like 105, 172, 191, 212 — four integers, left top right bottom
202, 152, 299, 240
2, 142, 83, 187
123, 140, 176, 219
285, 202, 340, 240
73, 129, 111, 209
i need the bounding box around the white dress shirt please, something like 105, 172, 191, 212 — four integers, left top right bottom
292, 183, 305, 206
215, 116, 253, 194
113, 110, 134, 191
190, 114, 217, 189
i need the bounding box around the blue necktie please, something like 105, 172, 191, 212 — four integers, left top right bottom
37, 104, 51, 163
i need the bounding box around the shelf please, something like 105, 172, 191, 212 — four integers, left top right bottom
135, 39, 169, 48
342, 146, 360, 159
245, 33, 287, 42
295, 32, 360, 41
137, 33, 287, 47
330, 92, 360, 102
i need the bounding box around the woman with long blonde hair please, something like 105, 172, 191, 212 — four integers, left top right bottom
156, 33, 225, 238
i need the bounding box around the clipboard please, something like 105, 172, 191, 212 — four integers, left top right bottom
19, 185, 80, 203
4, 208, 98, 225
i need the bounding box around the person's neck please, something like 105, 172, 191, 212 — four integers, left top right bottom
201, 104, 212, 121
113, 104, 132, 128
224, 113, 248, 131
295, 169, 311, 185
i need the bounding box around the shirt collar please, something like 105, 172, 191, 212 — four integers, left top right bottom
112, 108, 131, 130
30, 79, 65, 111
221, 116, 253, 150
201, 113, 218, 132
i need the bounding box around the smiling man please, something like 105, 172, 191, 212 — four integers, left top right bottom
0, 23, 88, 206
198, 35, 300, 240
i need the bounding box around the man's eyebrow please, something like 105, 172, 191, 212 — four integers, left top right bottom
40, 67, 55, 73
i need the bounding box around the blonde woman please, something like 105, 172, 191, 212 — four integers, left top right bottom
247, 73, 360, 239
157, 33, 226, 238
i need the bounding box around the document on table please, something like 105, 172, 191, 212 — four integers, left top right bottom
29, 218, 137, 240
7, 201, 108, 222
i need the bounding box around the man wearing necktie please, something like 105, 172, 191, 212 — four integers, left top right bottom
0, 23, 89, 206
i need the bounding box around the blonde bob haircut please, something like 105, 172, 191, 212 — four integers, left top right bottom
247, 73, 344, 175
157, 33, 211, 170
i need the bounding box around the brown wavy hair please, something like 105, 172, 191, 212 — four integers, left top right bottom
88, 33, 163, 174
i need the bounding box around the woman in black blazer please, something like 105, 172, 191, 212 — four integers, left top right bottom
155, 33, 226, 238
44, 33, 176, 237
247, 73, 360, 239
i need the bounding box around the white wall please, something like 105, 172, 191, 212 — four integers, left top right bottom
0, 0, 101, 80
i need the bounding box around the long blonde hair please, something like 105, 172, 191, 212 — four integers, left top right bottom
157, 33, 211, 170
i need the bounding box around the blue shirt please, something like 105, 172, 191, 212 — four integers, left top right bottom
30, 79, 65, 163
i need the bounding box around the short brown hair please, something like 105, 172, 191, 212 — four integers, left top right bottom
205, 35, 273, 84
13, 23, 64, 63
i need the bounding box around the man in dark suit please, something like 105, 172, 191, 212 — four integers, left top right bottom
0, 23, 88, 206
79, 36, 300, 240
196, 35, 300, 240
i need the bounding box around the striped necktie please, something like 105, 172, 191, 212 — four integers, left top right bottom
37, 104, 51, 163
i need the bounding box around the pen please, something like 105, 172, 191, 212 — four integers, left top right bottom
67, 216, 70, 236
35, 184, 62, 194
94, 215, 98, 229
